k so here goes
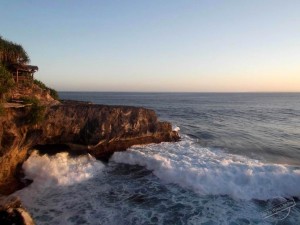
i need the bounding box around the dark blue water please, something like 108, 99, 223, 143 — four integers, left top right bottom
59, 92, 300, 165
17, 92, 300, 225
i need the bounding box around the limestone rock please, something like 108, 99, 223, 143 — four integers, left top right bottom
0, 103, 180, 194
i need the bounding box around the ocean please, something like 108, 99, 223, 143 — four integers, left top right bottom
15, 93, 300, 224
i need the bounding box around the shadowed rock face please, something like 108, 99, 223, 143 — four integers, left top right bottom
0, 196, 34, 225
0, 103, 179, 194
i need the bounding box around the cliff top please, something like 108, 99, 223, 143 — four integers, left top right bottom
0, 36, 59, 107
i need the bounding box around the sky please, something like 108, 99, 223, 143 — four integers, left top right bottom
1, 0, 300, 92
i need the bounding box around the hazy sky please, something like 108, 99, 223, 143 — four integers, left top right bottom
1, 0, 299, 92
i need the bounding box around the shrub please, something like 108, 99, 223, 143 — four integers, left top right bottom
27, 103, 46, 125
22, 97, 46, 125
22, 79, 33, 88
20, 96, 39, 105
49, 88, 59, 100
33, 79, 47, 90
0, 36, 29, 65
34, 79, 59, 100
0, 65, 15, 100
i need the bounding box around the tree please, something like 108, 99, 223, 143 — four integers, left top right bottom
0, 36, 28, 101
0, 36, 29, 66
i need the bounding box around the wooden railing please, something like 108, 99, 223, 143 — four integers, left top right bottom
13, 75, 33, 83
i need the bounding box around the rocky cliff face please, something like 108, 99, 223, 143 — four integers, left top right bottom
0, 102, 179, 195
9, 81, 59, 105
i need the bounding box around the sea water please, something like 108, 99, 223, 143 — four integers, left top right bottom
15, 93, 300, 224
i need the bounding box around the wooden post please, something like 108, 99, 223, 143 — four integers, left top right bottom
16, 69, 19, 83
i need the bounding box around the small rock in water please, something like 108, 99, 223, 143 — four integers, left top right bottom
0, 196, 34, 225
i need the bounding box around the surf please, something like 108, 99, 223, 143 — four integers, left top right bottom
111, 136, 300, 200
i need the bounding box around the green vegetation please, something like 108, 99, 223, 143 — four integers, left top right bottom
34, 79, 59, 100
0, 65, 15, 100
0, 36, 28, 101
21, 97, 46, 124
49, 88, 59, 100
0, 35, 59, 102
33, 79, 47, 90
20, 96, 40, 105
0, 36, 29, 66
27, 102, 46, 125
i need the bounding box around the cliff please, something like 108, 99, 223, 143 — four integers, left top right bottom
10, 81, 59, 106
1, 36, 179, 224
0, 102, 179, 195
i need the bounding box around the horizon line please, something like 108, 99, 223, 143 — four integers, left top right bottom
58, 91, 300, 94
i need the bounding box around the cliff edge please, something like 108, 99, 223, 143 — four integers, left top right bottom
0, 102, 179, 195
0, 35, 180, 224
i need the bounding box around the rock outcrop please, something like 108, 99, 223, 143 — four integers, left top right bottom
0, 196, 34, 225
9, 81, 59, 106
0, 102, 179, 195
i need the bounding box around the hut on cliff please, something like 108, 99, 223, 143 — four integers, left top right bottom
8, 63, 38, 83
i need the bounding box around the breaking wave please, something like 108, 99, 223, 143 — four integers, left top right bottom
22, 151, 104, 189
15, 140, 300, 224
111, 136, 300, 200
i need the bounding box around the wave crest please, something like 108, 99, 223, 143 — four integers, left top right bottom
22, 151, 104, 188
111, 137, 300, 200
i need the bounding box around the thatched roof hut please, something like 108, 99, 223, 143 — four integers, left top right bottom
9, 63, 38, 73
8, 63, 38, 83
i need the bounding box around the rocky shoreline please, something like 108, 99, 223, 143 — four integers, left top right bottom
0, 35, 180, 224
0, 196, 34, 225
0, 102, 179, 195
0, 101, 179, 224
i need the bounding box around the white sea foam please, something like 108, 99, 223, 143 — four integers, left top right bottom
172, 125, 180, 132
21, 151, 104, 189
14, 143, 300, 224
14, 151, 107, 224
111, 136, 300, 200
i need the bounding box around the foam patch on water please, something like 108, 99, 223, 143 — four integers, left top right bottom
22, 151, 104, 189
111, 136, 300, 200
172, 125, 180, 132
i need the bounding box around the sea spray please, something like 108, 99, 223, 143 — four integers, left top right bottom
14, 139, 300, 224
33, 91, 299, 224
20, 151, 104, 189
111, 136, 300, 200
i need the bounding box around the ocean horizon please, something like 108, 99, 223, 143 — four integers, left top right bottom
3, 1, 300, 224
